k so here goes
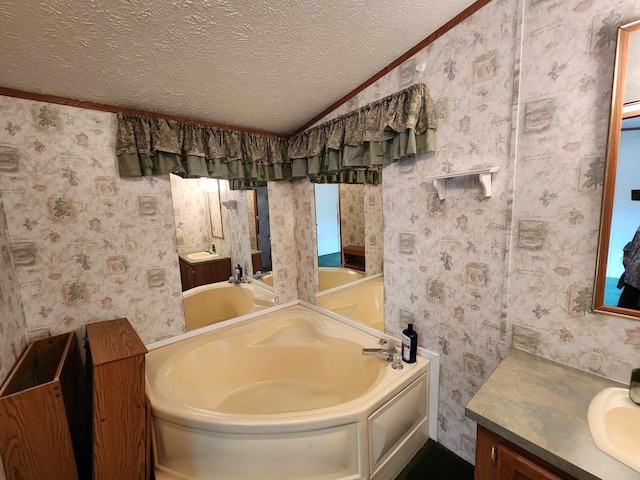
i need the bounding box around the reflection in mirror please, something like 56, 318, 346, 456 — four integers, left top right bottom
594, 20, 640, 317
170, 174, 275, 329
202, 178, 223, 239
246, 186, 273, 274
313, 181, 384, 331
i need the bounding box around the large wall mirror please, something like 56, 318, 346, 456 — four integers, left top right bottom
313, 180, 384, 330
594, 20, 640, 318
313, 182, 383, 289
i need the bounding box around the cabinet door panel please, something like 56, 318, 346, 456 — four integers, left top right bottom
497, 444, 564, 480
475, 425, 499, 480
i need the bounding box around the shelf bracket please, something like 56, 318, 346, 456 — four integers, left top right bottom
424, 166, 500, 200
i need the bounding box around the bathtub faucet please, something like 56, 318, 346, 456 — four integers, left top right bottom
362, 347, 397, 362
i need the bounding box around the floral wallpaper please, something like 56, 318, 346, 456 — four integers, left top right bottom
0, 192, 27, 385
294, 179, 317, 303
507, 0, 640, 383
0, 97, 185, 346
364, 183, 383, 275
247, 190, 258, 250
303, 0, 640, 463
339, 184, 365, 248
267, 180, 299, 303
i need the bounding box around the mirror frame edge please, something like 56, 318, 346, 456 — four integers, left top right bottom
593, 20, 640, 320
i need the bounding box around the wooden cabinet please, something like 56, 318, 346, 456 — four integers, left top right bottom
179, 257, 232, 291
475, 425, 575, 480
252, 252, 262, 273
343, 245, 365, 271
0, 333, 86, 480
86, 318, 148, 480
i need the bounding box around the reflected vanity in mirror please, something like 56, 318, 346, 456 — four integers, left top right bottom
314, 180, 385, 330
594, 20, 640, 317
170, 174, 275, 330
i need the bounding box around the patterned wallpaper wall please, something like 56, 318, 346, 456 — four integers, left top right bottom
267, 181, 299, 304
294, 179, 317, 303
0, 97, 185, 346
508, 0, 640, 382
339, 184, 365, 248
364, 183, 384, 275
305, 0, 640, 463
0, 192, 27, 385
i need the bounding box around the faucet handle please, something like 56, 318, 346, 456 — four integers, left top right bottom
378, 338, 397, 350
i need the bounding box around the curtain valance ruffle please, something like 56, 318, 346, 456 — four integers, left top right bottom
116, 83, 436, 188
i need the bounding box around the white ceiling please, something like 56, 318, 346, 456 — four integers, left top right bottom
0, 0, 478, 134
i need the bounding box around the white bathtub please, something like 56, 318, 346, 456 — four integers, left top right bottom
182, 281, 274, 331
260, 267, 366, 292
316, 275, 384, 331
146, 304, 431, 480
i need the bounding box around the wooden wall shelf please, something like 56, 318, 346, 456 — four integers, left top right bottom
424, 166, 500, 200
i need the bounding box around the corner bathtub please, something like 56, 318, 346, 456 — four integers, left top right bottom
146, 304, 430, 480
183, 281, 274, 331
316, 275, 384, 331
260, 267, 366, 291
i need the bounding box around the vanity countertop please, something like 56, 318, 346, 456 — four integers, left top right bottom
178, 253, 231, 265
465, 349, 640, 480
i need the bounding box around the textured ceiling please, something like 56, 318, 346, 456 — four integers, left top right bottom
0, 0, 477, 134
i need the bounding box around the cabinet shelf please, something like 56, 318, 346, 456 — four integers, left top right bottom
424, 166, 500, 200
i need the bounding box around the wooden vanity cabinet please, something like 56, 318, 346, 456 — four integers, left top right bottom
85, 318, 148, 480
475, 425, 577, 480
179, 257, 232, 291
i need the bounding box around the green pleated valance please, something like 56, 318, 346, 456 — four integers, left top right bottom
115, 83, 436, 188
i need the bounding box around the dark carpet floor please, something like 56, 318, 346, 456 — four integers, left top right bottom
318, 251, 341, 267
395, 439, 474, 480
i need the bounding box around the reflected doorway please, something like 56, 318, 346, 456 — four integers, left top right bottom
255, 186, 272, 272
314, 184, 341, 267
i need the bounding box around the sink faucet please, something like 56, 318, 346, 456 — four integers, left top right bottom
229, 263, 247, 284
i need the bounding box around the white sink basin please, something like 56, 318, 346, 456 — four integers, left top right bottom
186, 252, 219, 261
588, 387, 640, 472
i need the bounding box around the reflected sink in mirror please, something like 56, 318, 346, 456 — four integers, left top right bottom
186, 252, 220, 261
588, 387, 640, 472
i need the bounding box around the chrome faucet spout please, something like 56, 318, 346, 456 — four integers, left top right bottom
362, 348, 397, 362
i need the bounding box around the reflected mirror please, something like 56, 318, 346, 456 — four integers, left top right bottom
202, 178, 223, 239
246, 186, 272, 274
594, 20, 640, 317
169, 174, 275, 330
313, 181, 384, 331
